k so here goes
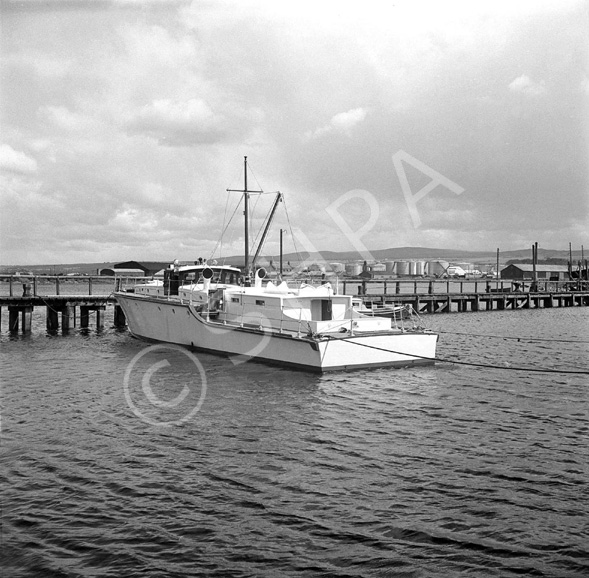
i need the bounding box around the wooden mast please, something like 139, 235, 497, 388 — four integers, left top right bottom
244, 156, 249, 275
227, 156, 263, 281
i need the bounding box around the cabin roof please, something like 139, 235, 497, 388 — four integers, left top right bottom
503, 264, 570, 272
177, 264, 241, 273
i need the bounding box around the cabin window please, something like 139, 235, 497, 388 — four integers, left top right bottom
231, 297, 240, 303
255, 300, 265, 306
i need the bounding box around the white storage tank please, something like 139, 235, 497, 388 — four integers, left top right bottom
384, 260, 395, 273
345, 263, 362, 276
428, 260, 449, 277
370, 262, 386, 273
396, 260, 410, 276
329, 262, 345, 273
408, 261, 417, 276
415, 260, 425, 276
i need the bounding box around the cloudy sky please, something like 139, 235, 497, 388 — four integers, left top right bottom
1, 0, 587, 265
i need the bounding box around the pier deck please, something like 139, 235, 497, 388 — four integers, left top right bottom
362, 290, 589, 314
1, 275, 588, 333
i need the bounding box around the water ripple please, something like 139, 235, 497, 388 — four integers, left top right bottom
1, 308, 588, 576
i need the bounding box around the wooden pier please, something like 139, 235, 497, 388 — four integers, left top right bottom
0, 294, 125, 333
360, 289, 589, 314
345, 278, 589, 315
1, 275, 588, 334
0, 275, 130, 333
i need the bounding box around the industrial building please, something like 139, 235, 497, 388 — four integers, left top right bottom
99, 261, 170, 277
500, 264, 570, 281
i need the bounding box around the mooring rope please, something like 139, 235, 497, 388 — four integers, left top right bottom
333, 336, 589, 375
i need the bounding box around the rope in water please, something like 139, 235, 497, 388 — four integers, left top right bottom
335, 336, 589, 375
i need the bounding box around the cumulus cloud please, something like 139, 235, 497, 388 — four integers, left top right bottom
305, 107, 368, 140
126, 98, 227, 145
0, 144, 38, 174
508, 74, 546, 96
1, 0, 586, 264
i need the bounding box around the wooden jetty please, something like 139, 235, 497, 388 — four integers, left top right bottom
0, 275, 129, 333
344, 279, 589, 315
361, 288, 589, 314
1, 275, 588, 334
0, 294, 122, 332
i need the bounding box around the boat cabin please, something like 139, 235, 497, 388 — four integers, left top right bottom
134, 264, 242, 297
164, 265, 242, 295
197, 282, 392, 335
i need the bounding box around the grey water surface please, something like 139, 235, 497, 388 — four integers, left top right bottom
1, 307, 588, 577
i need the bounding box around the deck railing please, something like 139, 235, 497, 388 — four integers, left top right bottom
1, 274, 587, 298
0, 275, 148, 297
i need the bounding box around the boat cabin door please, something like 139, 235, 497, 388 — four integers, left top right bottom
163, 269, 179, 296
208, 289, 225, 312
311, 299, 332, 321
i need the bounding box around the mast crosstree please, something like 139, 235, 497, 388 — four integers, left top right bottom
227, 156, 281, 278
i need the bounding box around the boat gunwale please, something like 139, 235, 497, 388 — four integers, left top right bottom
114, 291, 437, 342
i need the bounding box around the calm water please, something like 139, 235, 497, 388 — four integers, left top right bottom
1, 307, 588, 577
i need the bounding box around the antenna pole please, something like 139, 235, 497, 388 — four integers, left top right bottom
244, 156, 249, 275
226, 156, 264, 282
280, 229, 284, 276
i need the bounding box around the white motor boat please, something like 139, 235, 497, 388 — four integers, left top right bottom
114, 158, 438, 372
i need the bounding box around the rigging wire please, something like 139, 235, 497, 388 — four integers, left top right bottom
212, 190, 232, 263
209, 194, 242, 262
281, 195, 303, 265
334, 337, 589, 375
246, 162, 265, 194
250, 197, 274, 254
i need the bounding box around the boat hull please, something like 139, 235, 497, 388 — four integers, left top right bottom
115, 293, 437, 372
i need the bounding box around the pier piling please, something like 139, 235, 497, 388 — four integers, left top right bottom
47, 307, 59, 331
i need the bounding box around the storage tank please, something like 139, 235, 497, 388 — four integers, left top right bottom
428, 260, 449, 277
345, 263, 362, 276
408, 261, 416, 276
396, 260, 410, 276
415, 260, 425, 276
384, 260, 395, 273
329, 262, 345, 274
370, 262, 386, 273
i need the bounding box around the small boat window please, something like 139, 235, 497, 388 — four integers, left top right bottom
255, 300, 265, 306
231, 297, 240, 303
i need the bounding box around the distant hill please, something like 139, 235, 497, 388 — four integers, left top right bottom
1, 247, 584, 273
257, 247, 584, 265
0, 263, 116, 275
